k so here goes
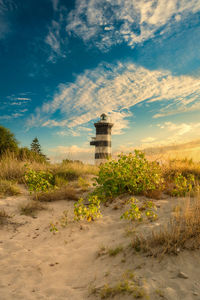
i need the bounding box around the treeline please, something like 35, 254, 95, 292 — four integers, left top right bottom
0, 125, 48, 163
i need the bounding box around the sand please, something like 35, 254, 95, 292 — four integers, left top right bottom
0, 186, 200, 300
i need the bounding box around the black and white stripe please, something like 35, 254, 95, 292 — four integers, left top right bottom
90, 120, 113, 165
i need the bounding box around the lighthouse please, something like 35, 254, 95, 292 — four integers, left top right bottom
90, 113, 113, 165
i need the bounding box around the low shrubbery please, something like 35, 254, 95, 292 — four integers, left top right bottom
24, 167, 54, 200
121, 197, 157, 222
93, 150, 164, 200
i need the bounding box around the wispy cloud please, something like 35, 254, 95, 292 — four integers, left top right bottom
0, 0, 18, 39
45, 3, 67, 62
0, 112, 23, 120
158, 121, 200, 137
27, 61, 200, 135
51, 0, 59, 12
66, 0, 200, 51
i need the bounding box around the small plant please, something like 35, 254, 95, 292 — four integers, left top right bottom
121, 198, 157, 222
49, 222, 59, 234
94, 279, 146, 299
97, 245, 123, 257
108, 246, 123, 256
60, 210, 68, 227
24, 167, 54, 199
74, 195, 102, 222
155, 288, 165, 298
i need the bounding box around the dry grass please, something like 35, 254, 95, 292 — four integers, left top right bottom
0, 152, 98, 184
19, 201, 45, 217
0, 180, 21, 198
163, 159, 200, 179
35, 186, 79, 202
0, 152, 49, 182
131, 197, 200, 257
0, 209, 11, 225
51, 161, 98, 182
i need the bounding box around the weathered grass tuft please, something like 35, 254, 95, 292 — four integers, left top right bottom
19, 201, 45, 217
131, 197, 200, 257
35, 186, 79, 202
0, 180, 21, 197
90, 270, 146, 299
0, 209, 11, 224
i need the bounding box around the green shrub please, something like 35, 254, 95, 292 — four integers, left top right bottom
93, 150, 164, 199
170, 172, 196, 197
121, 197, 157, 222
74, 195, 102, 222
24, 168, 54, 199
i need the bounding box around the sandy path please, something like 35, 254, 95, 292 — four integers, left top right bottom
0, 189, 200, 300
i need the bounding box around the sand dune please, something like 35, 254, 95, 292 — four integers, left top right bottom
0, 187, 200, 300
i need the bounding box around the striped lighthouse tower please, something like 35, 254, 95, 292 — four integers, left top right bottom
90, 113, 113, 165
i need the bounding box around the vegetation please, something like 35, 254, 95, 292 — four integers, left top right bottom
97, 245, 124, 257
131, 197, 200, 257
0, 180, 21, 197
24, 167, 54, 199
36, 186, 78, 202
0, 209, 11, 225
121, 198, 157, 222
19, 201, 45, 217
74, 195, 102, 222
90, 270, 147, 299
93, 150, 164, 200
0, 125, 19, 157
30, 137, 49, 162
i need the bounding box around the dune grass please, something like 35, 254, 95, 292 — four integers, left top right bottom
0, 209, 11, 225
19, 201, 45, 217
131, 196, 200, 257
0, 180, 21, 198
35, 186, 79, 202
0, 152, 98, 184
90, 270, 146, 299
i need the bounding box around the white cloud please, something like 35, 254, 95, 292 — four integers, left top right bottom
158, 121, 200, 136
45, 19, 66, 62
27, 61, 200, 135
16, 97, 31, 101
66, 0, 200, 51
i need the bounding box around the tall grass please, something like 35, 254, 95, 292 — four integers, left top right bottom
131, 196, 200, 257
0, 152, 98, 183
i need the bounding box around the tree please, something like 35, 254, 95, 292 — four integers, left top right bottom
0, 125, 18, 156
30, 137, 49, 163
30, 137, 42, 154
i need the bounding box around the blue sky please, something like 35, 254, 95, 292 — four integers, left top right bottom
1, 0, 200, 162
